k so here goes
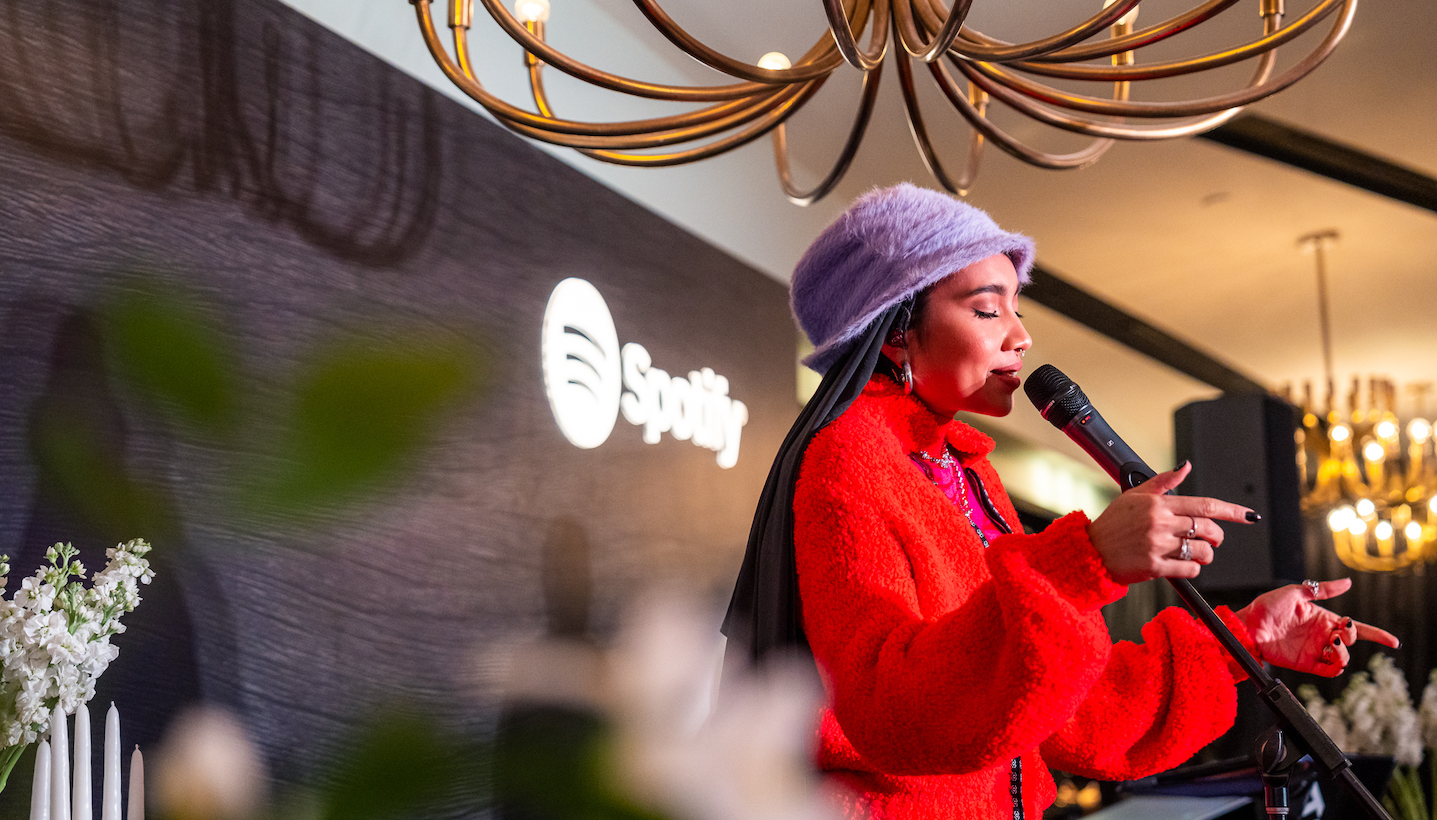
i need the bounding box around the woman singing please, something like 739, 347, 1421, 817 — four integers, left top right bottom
724, 184, 1397, 820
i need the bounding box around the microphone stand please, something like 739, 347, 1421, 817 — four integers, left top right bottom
1115, 468, 1394, 820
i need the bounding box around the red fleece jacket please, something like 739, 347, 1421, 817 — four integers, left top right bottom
793, 376, 1256, 820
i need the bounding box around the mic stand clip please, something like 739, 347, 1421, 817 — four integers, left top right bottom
1257, 725, 1301, 817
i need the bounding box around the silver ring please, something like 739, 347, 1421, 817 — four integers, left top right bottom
1304, 579, 1320, 596
1179, 538, 1192, 562
1185, 516, 1197, 540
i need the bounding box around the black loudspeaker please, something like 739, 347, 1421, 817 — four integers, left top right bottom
1174, 394, 1305, 591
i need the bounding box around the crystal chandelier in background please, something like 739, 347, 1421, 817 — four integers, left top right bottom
1285, 231, 1436, 573
408, 0, 1358, 203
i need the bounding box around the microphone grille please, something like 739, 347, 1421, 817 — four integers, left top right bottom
1023, 364, 1088, 428
1023, 364, 1071, 405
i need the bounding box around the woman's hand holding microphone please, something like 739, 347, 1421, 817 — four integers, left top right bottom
1085, 462, 1397, 675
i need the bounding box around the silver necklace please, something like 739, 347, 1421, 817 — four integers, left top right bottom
914, 447, 991, 549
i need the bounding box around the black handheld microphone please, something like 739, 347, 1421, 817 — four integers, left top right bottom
1023, 364, 1156, 491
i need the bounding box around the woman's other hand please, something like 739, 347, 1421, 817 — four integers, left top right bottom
1086, 462, 1256, 584
1237, 578, 1399, 676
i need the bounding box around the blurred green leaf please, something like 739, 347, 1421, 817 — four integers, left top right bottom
259, 337, 482, 512
496, 708, 665, 820
30, 400, 172, 540
101, 289, 237, 434
316, 713, 477, 820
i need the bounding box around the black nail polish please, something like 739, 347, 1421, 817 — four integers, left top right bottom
1173, 460, 1189, 471
1334, 636, 1342, 645
1344, 618, 1352, 628
1245, 511, 1262, 523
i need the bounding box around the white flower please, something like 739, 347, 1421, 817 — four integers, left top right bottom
15, 579, 54, 611
0, 540, 152, 747
1418, 671, 1437, 751
608, 596, 843, 820
1391, 707, 1424, 766
1300, 685, 1350, 752
1328, 655, 1423, 764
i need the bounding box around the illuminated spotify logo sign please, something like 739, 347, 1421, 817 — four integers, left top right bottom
540, 278, 749, 468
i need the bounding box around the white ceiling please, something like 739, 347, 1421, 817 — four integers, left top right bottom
284, 0, 1437, 478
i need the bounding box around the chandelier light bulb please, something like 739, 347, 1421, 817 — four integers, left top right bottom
1328, 507, 1355, 533
1429, 496, 1437, 515
1348, 518, 1368, 536
1363, 441, 1386, 463
1330, 424, 1352, 443
1375, 520, 1394, 540
514, 0, 550, 24
1356, 498, 1376, 517
1408, 419, 1433, 442
1375, 420, 1398, 439
1102, 0, 1140, 28
1406, 521, 1423, 542
757, 52, 792, 71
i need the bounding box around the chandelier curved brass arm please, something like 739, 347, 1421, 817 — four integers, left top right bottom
408, 0, 1358, 203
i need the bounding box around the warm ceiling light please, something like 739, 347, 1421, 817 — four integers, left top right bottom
1363, 441, 1385, 463
1348, 518, 1368, 536
513, 0, 549, 23
1330, 424, 1351, 443
1375, 420, 1398, 439
1375, 520, 1394, 540
1356, 498, 1376, 517
1103, 0, 1141, 28
1328, 506, 1355, 532
410, 0, 1361, 202
1406, 521, 1423, 541
1409, 419, 1432, 442
758, 52, 793, 71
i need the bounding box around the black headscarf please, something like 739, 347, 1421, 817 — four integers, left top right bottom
721, 304, 904, 666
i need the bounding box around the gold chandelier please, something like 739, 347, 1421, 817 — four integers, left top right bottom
1288, 232, 1436, 573
407, 0, 1358, 203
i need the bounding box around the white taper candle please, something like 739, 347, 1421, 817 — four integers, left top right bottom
73, 703, 91, 820
30, 740, 52, 820
101, 705, 121, 820
50, 706, 70, 820
125, 748, 142, 820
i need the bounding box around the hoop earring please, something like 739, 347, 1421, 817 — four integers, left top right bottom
902, 358, 913, 395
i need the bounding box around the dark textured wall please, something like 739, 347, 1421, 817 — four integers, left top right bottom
0, 0, 794, 809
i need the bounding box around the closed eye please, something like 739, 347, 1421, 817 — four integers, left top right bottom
974, 309, 999, 319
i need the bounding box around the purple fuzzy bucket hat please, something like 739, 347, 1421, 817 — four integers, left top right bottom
792, 183, 1035, 374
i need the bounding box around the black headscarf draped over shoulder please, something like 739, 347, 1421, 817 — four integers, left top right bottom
721, 304, 904, 666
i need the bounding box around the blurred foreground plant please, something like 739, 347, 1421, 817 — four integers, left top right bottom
495, 597, 843, 820
152, 597, 842, 820
153, 707, 475, 820
96, 276, 487, 528
607, 598, 839, 820
155, 708, 267, 820
0, 540, 152, 792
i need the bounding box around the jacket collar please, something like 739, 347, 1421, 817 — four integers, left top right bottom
865, 374, 996, 459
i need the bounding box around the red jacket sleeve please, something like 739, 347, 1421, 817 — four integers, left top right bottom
795, 437, 1128, 776
1039, 605, 1258, 779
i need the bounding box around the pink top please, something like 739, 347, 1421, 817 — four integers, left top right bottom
909, 449, 1008, 544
